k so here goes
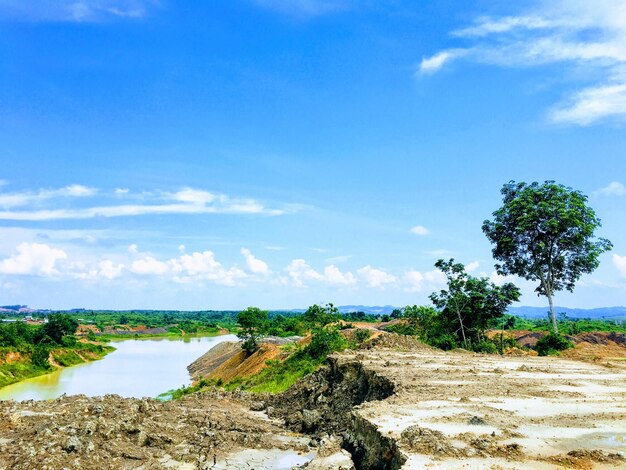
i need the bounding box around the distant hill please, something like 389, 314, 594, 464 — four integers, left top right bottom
340, 305, 626, 321
507, 306, 626, 320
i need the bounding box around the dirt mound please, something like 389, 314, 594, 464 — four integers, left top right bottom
360, 332, 431, 351
562, 340, 626, 367
547, 449, 625, 468
572, 332, 626, 345
514, 331, 549, 348
188, 341, 241, 380
209, 343, 287, 382
189, 337, 304, 383
0, 391, 311, 470
401, 425, 458, 457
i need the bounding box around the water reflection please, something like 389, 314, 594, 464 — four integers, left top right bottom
0, 335, 237, 401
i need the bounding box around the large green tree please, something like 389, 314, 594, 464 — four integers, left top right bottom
482, 181, 612, 332
236, 307, 269, 354
42, 314, 79, 344
429, 259, 520, 349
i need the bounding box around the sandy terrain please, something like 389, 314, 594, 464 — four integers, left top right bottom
338, 347, 626, 468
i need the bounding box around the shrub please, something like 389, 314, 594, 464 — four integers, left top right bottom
472, 340, 498, 354
31, 345, 50, 369
306, 327, 347, 359
354, 329, 371, 343
535, 333, 573, 356
429, 333, 458, 351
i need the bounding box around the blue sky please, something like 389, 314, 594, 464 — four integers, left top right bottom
1, 0, 625, 310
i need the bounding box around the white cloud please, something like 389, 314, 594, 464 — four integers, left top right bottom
403, 268, 446, 292
172, 188, 216, 205
114, 188, 130, 195
95, 260, 124, 280
419, 50, 466, 74
0, 185, 288, 220
420, 0, 626, 125
489, 271, 518, 286
325, 255, 350, 263
410, 225, 430, 236
285, 259, 355, 287
0, 0, 154, 22
131, 256, 169, 275
466, 261, 480, 272
323, 265, 356, 285
613, 254, 626, 277
0, 242, 67, 276
358, 265, 396, 288
128, 244, 139, 254
595, 181, 626, 197
286, 259, 324, 287
171, 251, 247, 286
241, 248, 270, 275
0, 184, 97, 209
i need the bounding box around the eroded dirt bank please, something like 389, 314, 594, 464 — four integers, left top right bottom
268, 342, 626, 469
0, 391, 312, 470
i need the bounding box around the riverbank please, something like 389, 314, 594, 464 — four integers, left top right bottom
0, 342, 114, 389
92, 327, 232, 341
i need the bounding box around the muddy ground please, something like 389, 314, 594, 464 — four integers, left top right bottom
1, 333, 625, 469
268, 339, 626, 469
0, 390, 314, 470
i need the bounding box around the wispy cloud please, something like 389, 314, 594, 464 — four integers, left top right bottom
595, 181, 626, 197
0, 0, 157, 22
0, 184, 97, 209
613, 254, 626, 277
252, 0, 354, 17
418, 0, 626, 125
410, 225, 430, 236
0, 185, 290, 221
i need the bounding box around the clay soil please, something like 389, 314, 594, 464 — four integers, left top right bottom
336, 344, 626, 469
0, 391, 311, 470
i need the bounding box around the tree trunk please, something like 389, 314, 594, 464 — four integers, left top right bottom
456, 308, 468, 349
547, 293, 558, 333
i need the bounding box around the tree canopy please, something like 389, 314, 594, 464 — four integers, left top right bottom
482, 181, 612, 332
236, 307, 269, 354
429, 259, 520, 349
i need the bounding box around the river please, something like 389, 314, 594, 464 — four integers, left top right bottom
0, 334, 238, 401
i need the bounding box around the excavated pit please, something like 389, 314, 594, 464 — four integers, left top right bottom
268, 355, 406, 470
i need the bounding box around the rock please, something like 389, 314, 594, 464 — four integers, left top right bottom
249, 401, 265, 411
63, 436, 82, 453
302, 409, 322, 431
468, 415, 486, 425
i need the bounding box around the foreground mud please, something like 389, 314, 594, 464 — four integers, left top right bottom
0, 391, 313, 470
269, 342, 626, 469
1, 334, 625, 469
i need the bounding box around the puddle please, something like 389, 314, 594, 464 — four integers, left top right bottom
212, 449, 315, 470
483, 397, 623, 417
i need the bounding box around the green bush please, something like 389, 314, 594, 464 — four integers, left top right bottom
472, 340, 498, 354
535, 333, 573, 356
354, 329, 371, 343
429, 333, 458, 351
31, 345, 50, 369
305, 326, 347, 359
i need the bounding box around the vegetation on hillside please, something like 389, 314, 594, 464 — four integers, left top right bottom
0, 314, 113, 388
